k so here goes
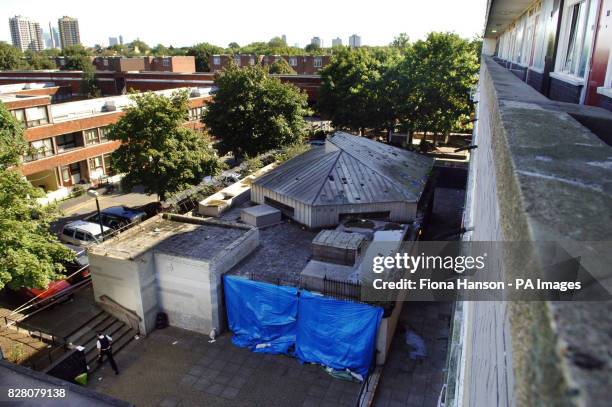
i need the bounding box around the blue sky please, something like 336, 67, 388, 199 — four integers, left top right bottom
2, 0, 487, 48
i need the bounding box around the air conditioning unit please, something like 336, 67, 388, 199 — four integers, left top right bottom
102, 101, 116, 112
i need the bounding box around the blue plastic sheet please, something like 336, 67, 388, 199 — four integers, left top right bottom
224, 275, 298, 354
294, 290, 383, 377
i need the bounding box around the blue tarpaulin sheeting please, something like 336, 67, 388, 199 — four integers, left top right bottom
224, 275, 298, 354
294, 290, 383, 377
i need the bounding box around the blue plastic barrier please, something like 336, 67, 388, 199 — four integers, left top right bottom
224, 275, 298, 354
294, 290, 383, 377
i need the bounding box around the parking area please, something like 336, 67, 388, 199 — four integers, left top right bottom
90, 327, 361, 407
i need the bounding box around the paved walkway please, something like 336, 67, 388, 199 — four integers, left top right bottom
373, 302, 452, 407
90, 327, 361, 407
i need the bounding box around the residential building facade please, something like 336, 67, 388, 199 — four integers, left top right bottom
444, 0, 612, 406
489, 0, 612, 111
209, 54, 330, 75
92, 56, 196, 73
0, 86, 211, 201
58, 16, 80, 49
9, 16, 44, 52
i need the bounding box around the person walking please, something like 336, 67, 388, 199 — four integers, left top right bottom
96, 331, 119, 375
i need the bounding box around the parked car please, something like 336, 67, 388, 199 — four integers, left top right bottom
62, 243, 90, 284
84, 206, 147, 230
60, 220, 112, 247
19, 280, 72, 305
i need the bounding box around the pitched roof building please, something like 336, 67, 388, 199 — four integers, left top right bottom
252, 132, 433, 228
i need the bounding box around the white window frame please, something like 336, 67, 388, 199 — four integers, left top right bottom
554, 0, 596, 82
213, 56, 221, 65
314, 57, 322, 68
289, 57, 297, 67
596, 52, 612, 98
233, 56, 241, 66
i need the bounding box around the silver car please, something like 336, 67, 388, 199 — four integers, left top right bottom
59, 220, 112, 247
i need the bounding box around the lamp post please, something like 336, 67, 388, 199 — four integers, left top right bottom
87, 190, 104, 240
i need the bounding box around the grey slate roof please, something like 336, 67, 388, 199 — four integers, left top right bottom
254, 132, 433, 205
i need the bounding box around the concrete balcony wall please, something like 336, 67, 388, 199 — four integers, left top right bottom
453, 56, 612, 406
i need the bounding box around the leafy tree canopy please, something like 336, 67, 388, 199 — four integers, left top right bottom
0, 103, 73, 290
203, 64, 310, 158
108, 91, 223, 200
128, 39, 150, 55
268, 58, 296, 75
0, 42, 25, 70
186, 42, 224, 72
25, 50, 56, 70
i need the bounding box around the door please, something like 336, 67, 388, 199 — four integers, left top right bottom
61, 163, 82, 187
585, 0, 612, 105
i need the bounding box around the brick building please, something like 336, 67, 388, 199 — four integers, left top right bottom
91, 56, 197, 73
209, 54, 331, 75
0, 70, 322, 104
1, 86, 211, 202
488, 0, 612, 111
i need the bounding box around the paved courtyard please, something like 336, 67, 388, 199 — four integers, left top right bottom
90, 327, 361, 407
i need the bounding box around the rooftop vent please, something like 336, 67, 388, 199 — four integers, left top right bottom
102, 101, 116, 112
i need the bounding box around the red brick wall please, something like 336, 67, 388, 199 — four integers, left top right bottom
20, 141, 120, 176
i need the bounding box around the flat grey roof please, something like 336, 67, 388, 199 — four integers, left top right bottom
254, 132, 433, 205
89, 214, 251, 260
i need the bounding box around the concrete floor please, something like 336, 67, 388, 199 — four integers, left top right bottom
90, 327, 361, 407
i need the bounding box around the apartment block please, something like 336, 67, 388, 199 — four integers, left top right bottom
9, 16, 44, 52
349, 34, 361, 48
209, 54, 330, 75
91, 56, 196, 73
1, 86, 212, 202
489, 0, 612, 111
58, 16, 80, 49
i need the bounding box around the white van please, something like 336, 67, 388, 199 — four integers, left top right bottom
60, 221, 112, 247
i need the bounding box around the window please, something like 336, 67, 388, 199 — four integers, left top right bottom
25, 106, 49, 127
89, 156, 103, 170
213, 56, 221, 65
56, 133, 77, 152
314, 57, 322, 68
103, 153, 114, 175
289, 57, 298, 67
162, 58, 170, 67
233, 56, 241, 66
62, 228, 75, 238
103, 59, 109, 66
74, 230, 87, 241
556, 0, 598, 78
11, 109, 25, 123
98, 126, 109, 142
25, 138, 54, 162
189, 107, 203, 121
249, 57, 255, 65
84, 128, 99, 145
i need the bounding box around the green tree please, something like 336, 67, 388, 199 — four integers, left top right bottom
268, 58, 296, 75
318, 47, 399, 133
203, 65, 309, 158
186, 42, 224, 72
0, 103, 73, 290
396, 32, 479, 143
391, 33, 410, 49
108, 91, 223, 200
304, 43, 321, 53
228, 42, 240, 50
0, 42, 25, 70
128, 39, 150, 55
152, 44, 169, 56
25, 51, 56, 70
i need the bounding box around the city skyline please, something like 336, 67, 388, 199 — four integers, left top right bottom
1, 0, 486, 48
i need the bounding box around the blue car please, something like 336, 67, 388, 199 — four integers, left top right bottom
85, 206, 147, 231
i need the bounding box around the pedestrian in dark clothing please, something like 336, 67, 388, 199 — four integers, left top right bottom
96, 331, 119, 374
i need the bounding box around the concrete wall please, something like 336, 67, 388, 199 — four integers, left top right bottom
89, 252, 157, 334
447, 56, 612, 407
89, 222, 260, 336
